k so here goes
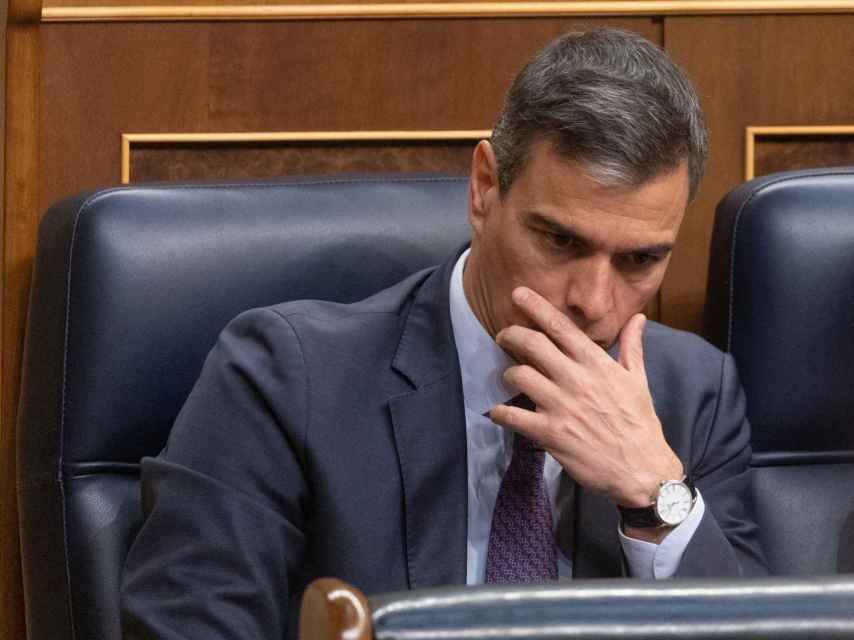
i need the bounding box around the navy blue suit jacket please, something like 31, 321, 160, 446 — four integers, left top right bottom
121, 251, 767, 639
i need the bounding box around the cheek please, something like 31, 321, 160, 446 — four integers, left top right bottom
618, 271, 666, 312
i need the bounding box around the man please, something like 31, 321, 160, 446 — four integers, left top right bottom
122, 28, 767, 639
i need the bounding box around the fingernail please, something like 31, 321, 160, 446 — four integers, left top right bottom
513, 287, 529, 302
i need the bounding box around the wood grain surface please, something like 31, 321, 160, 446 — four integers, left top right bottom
3, 1, 41, 639
665, 14, 854, 334
26, 20, 662, 634
753, 135, 854, 179
129, 140, 477, 181
8, 12, 854, 638
39, 17, 660, 210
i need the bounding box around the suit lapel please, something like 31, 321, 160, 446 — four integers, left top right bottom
388, 250, 468, 589
573, 487, 624, 578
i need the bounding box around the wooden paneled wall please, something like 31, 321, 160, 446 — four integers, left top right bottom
665, 14, 854, 330
6, 4, 854, 637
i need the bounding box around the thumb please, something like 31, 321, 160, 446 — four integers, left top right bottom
618, 313, 647, 373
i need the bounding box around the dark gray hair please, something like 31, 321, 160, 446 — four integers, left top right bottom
491, 28, 708, 200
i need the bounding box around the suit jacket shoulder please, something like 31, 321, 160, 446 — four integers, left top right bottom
122, 256, 470, 640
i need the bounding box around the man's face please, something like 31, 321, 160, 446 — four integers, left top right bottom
465, 139, 690, 349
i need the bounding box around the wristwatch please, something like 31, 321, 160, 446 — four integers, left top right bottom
618, 477, 696, 528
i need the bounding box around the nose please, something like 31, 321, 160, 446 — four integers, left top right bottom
564, 256, 615, 328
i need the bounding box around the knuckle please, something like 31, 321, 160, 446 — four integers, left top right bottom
548, 312, 570, 334
521, 331, 543, 354
503, 366, 521, 386
517, 364, 536, 382
505, 364, 535, 387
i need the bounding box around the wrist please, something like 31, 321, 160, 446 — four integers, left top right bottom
620, 457, 685, 509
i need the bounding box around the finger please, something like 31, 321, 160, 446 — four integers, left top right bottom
618, 313, 647, 374
496, 324, 579, 383
502, 363, 565, 413
488, 401, 551, 446
511, 286, 604, 364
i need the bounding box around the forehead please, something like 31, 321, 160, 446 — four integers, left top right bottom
505, 141, 690, 249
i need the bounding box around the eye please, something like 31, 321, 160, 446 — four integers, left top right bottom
544, 231, 576, 249
622, 253, 662, 268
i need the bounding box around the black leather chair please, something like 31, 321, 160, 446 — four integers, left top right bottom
705, 166, 854, 575
17, 169, 854, 640
16, 175, 471, 640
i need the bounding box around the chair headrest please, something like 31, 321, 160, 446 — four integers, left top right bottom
18, 175, 471, 477
705, 167, 854, 457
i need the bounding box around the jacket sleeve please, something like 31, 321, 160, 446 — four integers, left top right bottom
676, 352, 769, 577
121, 307, 310, 639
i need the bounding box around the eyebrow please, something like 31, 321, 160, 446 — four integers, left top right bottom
527, 212, 675, 255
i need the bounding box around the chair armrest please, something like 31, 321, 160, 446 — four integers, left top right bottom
300, 578, 373, 640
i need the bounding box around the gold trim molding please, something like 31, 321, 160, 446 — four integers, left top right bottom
121, 129, 490, 183
745, 125, 854, 180
45, 0, 854, 23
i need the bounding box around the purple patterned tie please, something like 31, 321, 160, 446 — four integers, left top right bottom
485, 396, 558, 583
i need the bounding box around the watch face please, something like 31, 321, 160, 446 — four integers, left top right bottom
655, 481, 694, 526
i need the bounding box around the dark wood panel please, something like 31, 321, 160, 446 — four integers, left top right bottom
2, 15, 39, 640
40, 17, 661, 210
754, 135, 854, 178
664, 15, 854, 335
130, 140, 476, 181
40, 22, 212, 210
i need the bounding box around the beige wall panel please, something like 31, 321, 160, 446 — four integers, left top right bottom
40, 17, 660, 210
664, 15, 854, 335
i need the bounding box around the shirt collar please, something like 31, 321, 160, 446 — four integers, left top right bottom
449, 249, 518, 416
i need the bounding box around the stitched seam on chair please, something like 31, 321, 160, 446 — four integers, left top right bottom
58, 479, 77, 640
726, 168, 854, 351
153, 176, 468, 190
57, 194, 108, 640
58, 186, 151, 638
85, 175, 468, 196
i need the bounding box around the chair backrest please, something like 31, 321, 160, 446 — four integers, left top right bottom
16, 175, 471, 640
705, 167, 854, 575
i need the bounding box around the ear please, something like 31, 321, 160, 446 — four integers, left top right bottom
468, 140, 500, 237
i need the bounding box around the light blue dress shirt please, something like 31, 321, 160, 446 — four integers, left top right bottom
447, 249, 705, 583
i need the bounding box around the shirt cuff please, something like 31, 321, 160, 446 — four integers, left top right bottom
618, 490, 706, 579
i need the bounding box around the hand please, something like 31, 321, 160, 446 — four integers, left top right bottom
489, 287, 684, 513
